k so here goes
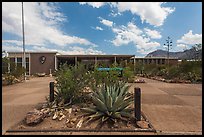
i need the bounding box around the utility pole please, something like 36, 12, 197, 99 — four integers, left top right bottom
22, 2, 26, 81
163, 36, 172, 74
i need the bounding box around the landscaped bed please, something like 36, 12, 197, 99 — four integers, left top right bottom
8, 102, 155, 132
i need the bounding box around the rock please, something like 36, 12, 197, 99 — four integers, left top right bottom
185, 80, 191, 84
72, 105, 79, 112
41, 108, 50, 117
59, 115, 66, 121
18, 125, 26, 129
126, 121, 131, 127
113, 123, 119, 128
135, 79, 145, 83
25, 109, 44, 126
37, 73, 46, 77
76, 108, 80, 112
67, 123, 73, 128
71, 118, 77, 123
65, 108, 72, 114
76, 118, 83, 128
52, 112, 58, 120
13, 78, 21, 83
136, 121, 149, 129
59, 111, 64, 116
65, 119, 70, 124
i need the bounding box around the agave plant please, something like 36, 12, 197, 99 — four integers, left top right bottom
81, 82, 133, 124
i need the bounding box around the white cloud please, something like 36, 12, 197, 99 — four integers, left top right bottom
98, 17, 113, 27
79, 2, 106, 8
2, 41, 105, 55
2, 45, 24, 52
32, 46, 105, 55
116, 2, 175, 26
80, 2, 175, 27
109, 9, 122, 17
177, 44, 188, 49
111, 22, 160, 54
144, 28, 162, 39
96, 26, 103, 31
2, 2, 97, 47
2, 40, 23, 46
92, 26, 103, 31
177, 30, 202, 45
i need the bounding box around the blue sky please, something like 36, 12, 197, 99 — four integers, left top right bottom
2, 2, 202, 57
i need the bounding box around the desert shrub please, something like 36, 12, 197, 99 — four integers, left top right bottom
89, 67, 122, 91
10, 65, 26, 78
3, 73, 15, 85
177, 61, 202, 82
2, 57, 25, 85
55, 63, 90, 104
122, 66, 134, 82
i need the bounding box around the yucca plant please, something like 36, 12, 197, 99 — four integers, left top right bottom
81, 82, 133, 124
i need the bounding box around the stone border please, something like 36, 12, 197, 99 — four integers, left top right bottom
7, 111, 156, 133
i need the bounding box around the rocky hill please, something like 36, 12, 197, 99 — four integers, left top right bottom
146, 48, 202, 60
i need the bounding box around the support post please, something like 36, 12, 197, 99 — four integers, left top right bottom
50, 82, 54, 102
114, 56, 117, 65
134, 87, 141, 121
54, 55, 57, 70
75, 56, 77, 67
95, 56, 97, 66
133, 57, 136, 72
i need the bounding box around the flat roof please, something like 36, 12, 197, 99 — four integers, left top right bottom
56, 55, 135, 58
7, 51, 58, 54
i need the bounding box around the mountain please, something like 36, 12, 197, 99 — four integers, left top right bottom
146, 49, 202, 60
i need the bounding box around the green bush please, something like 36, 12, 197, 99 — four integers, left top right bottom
2, 57, 26, 85
122, 67, 134, 82
3, 74, 15, 85
55, 63, 90, 104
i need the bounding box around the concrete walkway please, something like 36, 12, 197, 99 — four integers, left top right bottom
129, 77, 202, 134
3, 76, 202, 135
2, 77, 54, 135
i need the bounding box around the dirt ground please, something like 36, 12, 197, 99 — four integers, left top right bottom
3, 76, 202, 135
8, 102, 154, 132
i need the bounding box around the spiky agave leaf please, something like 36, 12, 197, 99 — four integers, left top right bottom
96, 87, 105, 103
81, 107, 97, 114
91, 95, 107, 112
88, 112, 104, 121
116, 97, 133, 112
106, 88, 113, 110
101, 116, 109, 123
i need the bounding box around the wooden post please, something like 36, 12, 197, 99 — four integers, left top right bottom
50, 82, 54, 102
134, 87, 141, 121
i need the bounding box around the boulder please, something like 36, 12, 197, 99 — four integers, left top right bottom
135, 79, 145, 83
136, 121, 149, 129
25, 109, 44, 126
36, 73, 46, 77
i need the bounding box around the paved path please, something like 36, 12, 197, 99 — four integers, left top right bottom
3, 76, 202, 135
129, 77, 202, 134
2, 77, 54, 135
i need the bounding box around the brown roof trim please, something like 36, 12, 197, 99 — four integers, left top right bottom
7, 52, 58, 54
56, 55, 135, 58
131, 57, 178, 59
